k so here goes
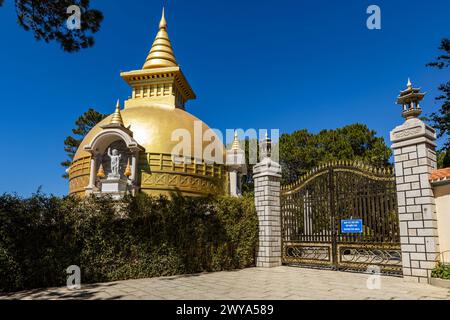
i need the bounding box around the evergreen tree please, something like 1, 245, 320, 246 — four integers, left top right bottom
0, 0, 103, 52
61, 108, 106, 178
426, 38, 450, 167
278, 124, 391, 185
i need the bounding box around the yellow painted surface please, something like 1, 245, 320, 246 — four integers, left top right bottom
434, 183, 450, 263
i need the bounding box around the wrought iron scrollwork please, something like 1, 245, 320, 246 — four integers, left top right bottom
281, 162, 402, 275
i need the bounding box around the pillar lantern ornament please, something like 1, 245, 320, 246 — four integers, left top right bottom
259, 132, 272, 160
396, 78, 425, 120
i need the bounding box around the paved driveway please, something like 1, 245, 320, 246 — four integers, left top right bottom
2, 267, 449, 300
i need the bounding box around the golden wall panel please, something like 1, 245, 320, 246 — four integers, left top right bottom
69, 153, 228, 197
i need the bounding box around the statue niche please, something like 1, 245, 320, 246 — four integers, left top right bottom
96, 140, 132, 199
100, 140, 131, 180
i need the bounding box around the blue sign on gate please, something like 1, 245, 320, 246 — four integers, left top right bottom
341, 219, 363, 233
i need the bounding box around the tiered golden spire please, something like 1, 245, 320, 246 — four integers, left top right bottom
231, 131, 241, 151
110, 99, 124, 126
143, 7, 178, 69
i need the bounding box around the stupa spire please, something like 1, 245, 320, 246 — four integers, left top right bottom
231, 131, 241, 151
120, 8, 196, 110
143, 7, 178, 69
110, 99, 124, 126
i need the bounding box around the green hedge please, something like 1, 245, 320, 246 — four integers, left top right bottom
0, 193, 258, 292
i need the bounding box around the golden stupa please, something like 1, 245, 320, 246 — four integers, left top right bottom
68, 9, 228, 197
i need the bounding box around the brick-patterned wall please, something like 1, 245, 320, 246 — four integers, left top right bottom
253, 159, 282, 267
391, 119, 440, 282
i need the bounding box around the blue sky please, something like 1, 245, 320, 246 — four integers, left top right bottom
0, 0, 449, 196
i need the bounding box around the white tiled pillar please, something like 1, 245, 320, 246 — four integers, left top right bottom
253, 157, 282, 267
391, 117, 440, 282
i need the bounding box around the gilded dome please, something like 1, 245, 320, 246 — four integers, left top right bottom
68, 9, 229, 198
73, 106, 224, 162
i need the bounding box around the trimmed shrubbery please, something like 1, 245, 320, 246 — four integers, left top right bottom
0, 193, 257, 292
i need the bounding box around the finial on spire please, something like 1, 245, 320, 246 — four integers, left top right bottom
159, 7, 167, 29
407, 78, 412, 89
110, 99, 124, 126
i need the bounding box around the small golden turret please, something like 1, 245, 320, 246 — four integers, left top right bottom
231, 131, 241, 151
110, 99, 124, 126
97, 164, 106, 178
124, 158, 132, 178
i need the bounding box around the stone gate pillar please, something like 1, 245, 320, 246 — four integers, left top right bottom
253, 135, 282, 267
391, 79, 440, 282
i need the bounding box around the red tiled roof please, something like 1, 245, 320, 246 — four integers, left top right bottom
430, 168, 450, 182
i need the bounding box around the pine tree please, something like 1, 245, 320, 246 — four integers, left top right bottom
61, 108, 106, 178
278, 124, 392, 185
0, 0, 103, 52
426, 38, 450, 167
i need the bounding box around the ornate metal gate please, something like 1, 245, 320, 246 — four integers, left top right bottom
281, 161, 402, 275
